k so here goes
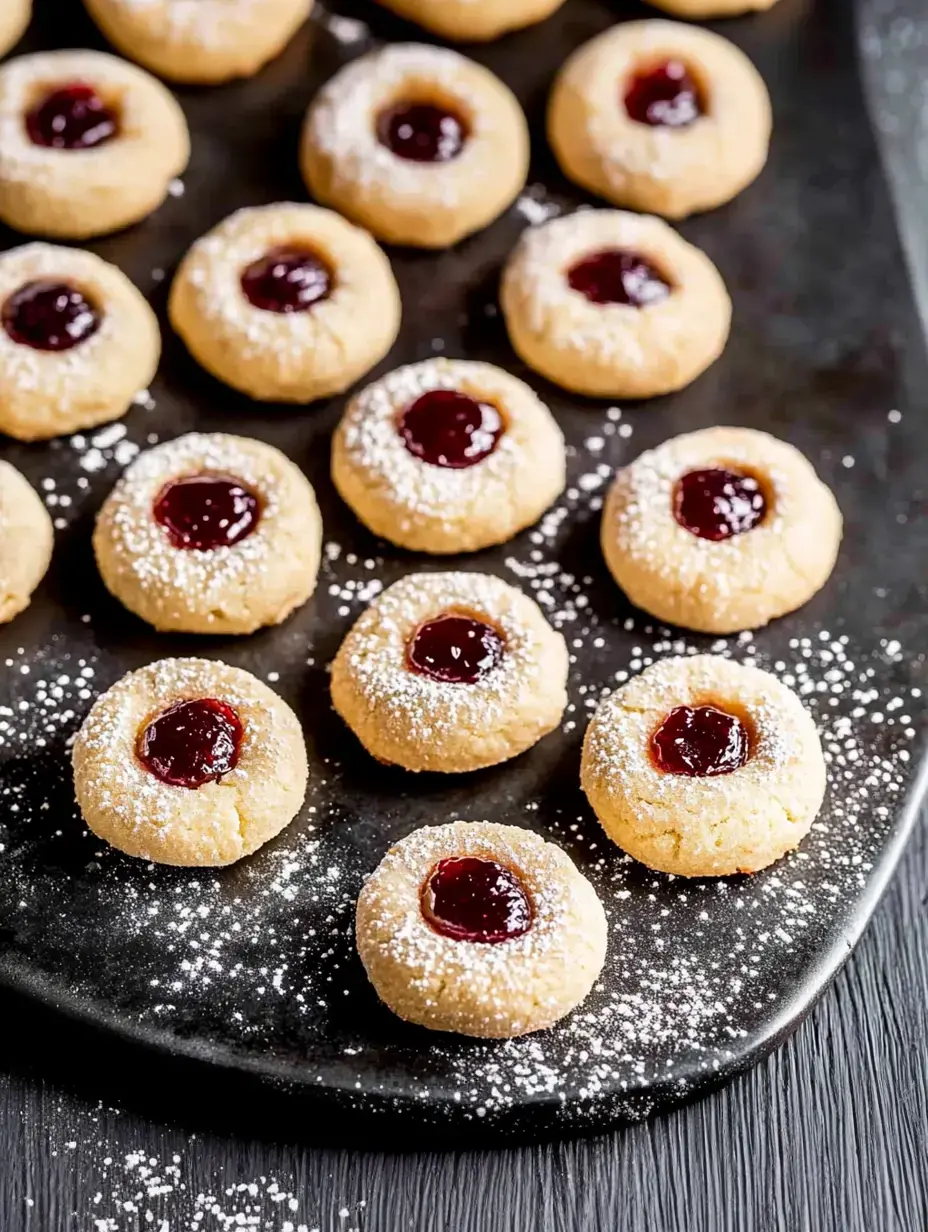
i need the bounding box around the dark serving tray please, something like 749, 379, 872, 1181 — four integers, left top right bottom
0, 0, 925, 1138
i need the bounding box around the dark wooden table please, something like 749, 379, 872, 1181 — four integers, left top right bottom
2, 2, 928, 1228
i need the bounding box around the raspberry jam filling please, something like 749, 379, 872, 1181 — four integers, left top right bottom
421, 856, 533, 944
651, 704, 749, 777
137, 698, 244, 790
673, 467, 767, 542
624, 60, 702, 129
376, 101, 467, 163
25, 83, 119, 149
567, 249, 671, 307
398, 389, 503, 469
406, 611, 504, 684
1, 280, 100, 351
153, 473, 261, 551
240, 246, 332, 314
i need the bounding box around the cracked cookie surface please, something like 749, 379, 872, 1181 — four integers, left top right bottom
72, 657, 308, 866
356, 821, 608, 1037
601, 426, 842, 634
331, 571, 568, 773
581, 654, 826, 876
169, 203, 400, 402
548, 20, 771, 219
93, 432, 322, 635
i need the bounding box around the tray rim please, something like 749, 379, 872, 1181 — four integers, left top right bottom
1, 751, 924, 1136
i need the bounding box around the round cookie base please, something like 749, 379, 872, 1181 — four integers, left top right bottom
581, 655, 827, 877
356, 821, 608, 1038
600, 426, 843, 634
0, 0, 29, 59
84, 0, 313, 84
0, 460, 53, 624
72, 658, 309, 867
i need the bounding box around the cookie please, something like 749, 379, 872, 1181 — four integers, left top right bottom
72, 657, 308, 866
330, 571, 568, 773
94, 432, 322, 635
548, 21, 771, 219
0, 50, 189, 239
169, 203, 401, 403
0, 460, 53, 623
371, 0, 565, 42
647, 0, 778, 15
0, 243, 160, 441
332, 359, 565, 554
500, 209, 731, 399
600, 426, 842, 634
581, 654, 826, 877
301, 44, 529, 249
84, 0, 312, 85
0, 0, 29, 59
356, 821, 608, 1038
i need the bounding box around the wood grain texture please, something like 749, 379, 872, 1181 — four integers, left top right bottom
1, 808, 924, 1232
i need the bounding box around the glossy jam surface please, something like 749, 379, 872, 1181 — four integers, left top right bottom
153, 473, 261, 551
652, 705, 750, 777
624, 60, 702, 129
421, 856, 533, 944
398, 389, 503, 469
137, 698, 244, 790
1, 280, 100, 351
406, 612, 504, 685
673, 467, 767, 542
240, 246, 332, 314
567, 249, 671, 308
376, 101, 467, 163
26, 83, 118, 149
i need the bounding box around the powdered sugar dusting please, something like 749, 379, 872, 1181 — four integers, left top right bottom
306, 44, 489, 204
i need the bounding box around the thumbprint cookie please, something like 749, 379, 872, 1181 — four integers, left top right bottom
94, 432, 322, 635
73, 658, 308, 866
371, 0, 565, 42
356, 821, 608, 1037
500, 209, 731, 399
581, 655, 826, 877
332, 358, 565, 554
84, 0, 312, 85
0, 243, 160, 440
330, 572, 568, 773
301, 44, 529, 249
548, 21, 771, 219
0, 50, 189, 238
600, 426, 842, 634
0, 0, 30, 60
169, 203, 401, 402
0, 460, 53, 623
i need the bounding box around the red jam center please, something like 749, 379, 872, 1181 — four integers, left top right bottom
137, 698, 244, 790
567, 249, 671, 307
398, 389, 503, 469
376, 101, 467, 163
240, 246, 332, 314
2, 280, 100, 351
25, 83, 118, 149
153, 473, 261, 551
407, 612, 504, 685
624, 60, 702, 129
421, 856, 533, 944
652, 705, 749, 777
673, 467, 767, 542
